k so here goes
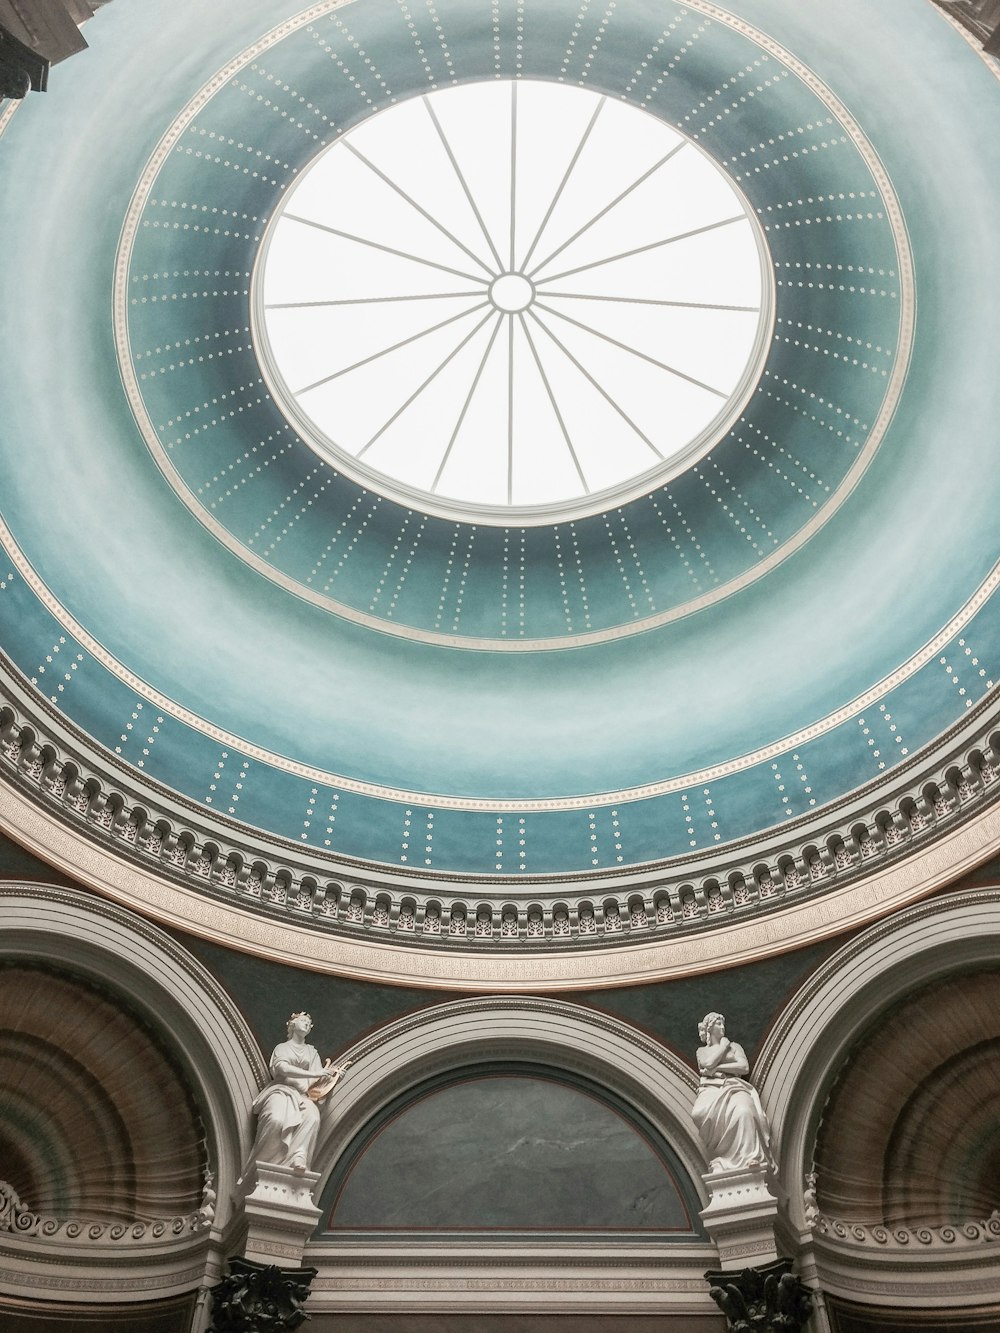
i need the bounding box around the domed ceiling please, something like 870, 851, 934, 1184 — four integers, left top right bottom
1, 0, 999, 985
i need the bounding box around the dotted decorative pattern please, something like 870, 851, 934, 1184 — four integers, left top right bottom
2, 527, 997, 822
3, 0, 999, 904
2, 674, 1000, 953
115, 0, 912, 648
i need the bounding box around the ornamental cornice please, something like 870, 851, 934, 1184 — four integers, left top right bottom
3, 659, 1000, 984
0, 1261, 210, 1295
308, 1244, 717, 1266
313, 1275, 705, 1291
798, 1209, 1000, 1308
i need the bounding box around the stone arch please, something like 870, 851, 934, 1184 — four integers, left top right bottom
756, 886, 1000, 1232
313, 995, 707, 1205
0, 884, 266, 1226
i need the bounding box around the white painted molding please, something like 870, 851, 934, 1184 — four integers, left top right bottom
5, 744, 1000, 988
301, 996, 721, 1315
0, 884, 266, 1227
312, 995, 706, 1202
757, 885, 1000, 1211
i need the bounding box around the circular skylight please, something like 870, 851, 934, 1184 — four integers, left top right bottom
253, 78, 772, 524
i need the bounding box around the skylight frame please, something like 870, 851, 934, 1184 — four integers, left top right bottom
251, 77, 775, 526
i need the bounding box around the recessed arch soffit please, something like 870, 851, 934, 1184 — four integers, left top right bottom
0, 884, 265, 1218
1, 0, 1000, 975
756, 888, 1000, 1211
812, 969, 1000, 1229
753, 890, 1000, 1307
0, 963, 208, 1224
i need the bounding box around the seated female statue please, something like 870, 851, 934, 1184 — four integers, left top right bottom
250, 1012, 347, 1174
692, 1011, 775, 1174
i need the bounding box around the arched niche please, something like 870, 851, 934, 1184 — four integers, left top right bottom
757, 887, 1000, 1220
812, 969, 1000, 1228
0, 963, 208, 1225
0, 885, 266, 1237
320, 1064, 701, 1234
755, 887, 1000, 1320
312, 996, 707, 1220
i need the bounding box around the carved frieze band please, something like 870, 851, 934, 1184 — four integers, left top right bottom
1, 683, 999, 949
812, 1210, 1000, 1249
0, 1178, 212, 1244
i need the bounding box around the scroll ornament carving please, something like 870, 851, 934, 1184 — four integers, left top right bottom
0, 1173, 214, 1243
809, 1206, 1000, 1248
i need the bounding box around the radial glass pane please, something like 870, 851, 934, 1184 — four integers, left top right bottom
253, 79, 773, 524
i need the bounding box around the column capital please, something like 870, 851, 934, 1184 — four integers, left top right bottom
208, 1256, 317, 1333
704, 1257, 814, 1333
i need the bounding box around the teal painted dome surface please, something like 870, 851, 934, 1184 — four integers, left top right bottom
0, 0, 998, 882
118, 0, 906, 641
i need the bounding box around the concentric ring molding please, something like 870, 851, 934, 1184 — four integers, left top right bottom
3, 665, 1000, 986
3, 519, 1000, 883
1, 523, 997, 811
3, 734, 1000, 988
3, 0, 1000, 971
249, 77, 777, 526
115, 0, 913, 647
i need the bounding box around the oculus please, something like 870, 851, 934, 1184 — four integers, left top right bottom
253, 78, 773, 524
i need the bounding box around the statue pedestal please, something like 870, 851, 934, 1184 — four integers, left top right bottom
239, 1161, 322, 1268
699, 1165, 780, 1268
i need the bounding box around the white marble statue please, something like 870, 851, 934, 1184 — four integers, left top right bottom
692, 1011, 776, 1174
803, 1171, 820, 1227
250, 1013, 349, 1174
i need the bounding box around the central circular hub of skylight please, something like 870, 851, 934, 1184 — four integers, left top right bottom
490, 273, 535, 314
253, 79, 773, 525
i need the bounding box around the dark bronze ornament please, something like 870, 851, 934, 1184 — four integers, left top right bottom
208, 1257, 318, 1332
704, 1258, 813, 1333
0, 24, 48, 99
